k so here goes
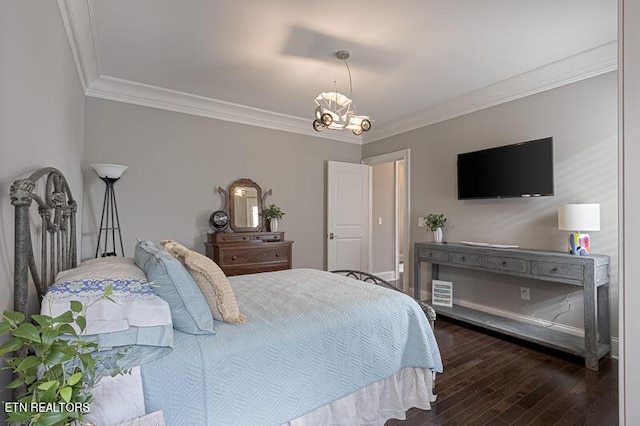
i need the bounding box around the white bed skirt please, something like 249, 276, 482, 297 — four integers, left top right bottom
88, 366, 435, 426
285, 367, 436, 426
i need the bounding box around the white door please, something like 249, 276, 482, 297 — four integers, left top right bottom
327, 161, 370, 271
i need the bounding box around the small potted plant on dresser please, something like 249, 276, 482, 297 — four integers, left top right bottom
263, 204, 286, 232
426, 213, 447, 243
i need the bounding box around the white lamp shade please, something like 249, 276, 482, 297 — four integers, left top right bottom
558, 204, 600, 231
91, 164, 129, 179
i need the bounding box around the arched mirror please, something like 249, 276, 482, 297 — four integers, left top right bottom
219, 178, 271, 232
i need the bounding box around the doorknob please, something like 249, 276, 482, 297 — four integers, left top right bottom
329, 233, 336, 239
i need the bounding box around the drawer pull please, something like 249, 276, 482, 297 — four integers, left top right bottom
552, 267, 558, 273
275, 253, 280, 257
243, 236, 248, 240
501, 261, 507, 266
231, 256, 237, 261
429, 252, 433, 257
461, 256, 466, 261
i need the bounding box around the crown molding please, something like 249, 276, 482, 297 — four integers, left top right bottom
363, 41, 618, 144
58, 0, 100, 91
59, 1, 616, 146
86, 76, 362, 144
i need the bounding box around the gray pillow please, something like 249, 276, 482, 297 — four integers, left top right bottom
134, 240, 215, 335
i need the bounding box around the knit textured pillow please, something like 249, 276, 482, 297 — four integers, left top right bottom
161, 240, 247, 324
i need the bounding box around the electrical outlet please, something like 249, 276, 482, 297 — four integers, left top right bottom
418, 217, 427, 228
520, 287, 531, 301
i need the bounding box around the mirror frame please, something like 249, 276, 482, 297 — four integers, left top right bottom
218, 178, 271, 232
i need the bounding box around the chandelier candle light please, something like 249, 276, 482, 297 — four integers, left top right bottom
558, 203, 601, 256
313, 50, 372, 136
91, 163, 128, 257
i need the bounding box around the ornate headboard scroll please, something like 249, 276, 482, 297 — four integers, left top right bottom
10, 167, 77, 316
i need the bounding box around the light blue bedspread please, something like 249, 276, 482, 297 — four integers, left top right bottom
141, 268, 442, 425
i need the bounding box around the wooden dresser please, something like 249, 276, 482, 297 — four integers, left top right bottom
205, 231, 293, 276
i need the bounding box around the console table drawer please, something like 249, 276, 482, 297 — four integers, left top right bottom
418, 248, 448, 262
531, 261, 584, 281
484, 256, 527, 273
450, 252, 483, 267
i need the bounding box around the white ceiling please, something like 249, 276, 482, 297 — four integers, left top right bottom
60, 0, 617, 143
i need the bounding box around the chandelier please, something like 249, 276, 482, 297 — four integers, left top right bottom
313, 50, 372, 136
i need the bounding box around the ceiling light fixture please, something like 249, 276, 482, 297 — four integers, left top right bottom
313, 50, 372, 136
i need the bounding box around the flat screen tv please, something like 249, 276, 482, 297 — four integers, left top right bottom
457, 137, 554, 200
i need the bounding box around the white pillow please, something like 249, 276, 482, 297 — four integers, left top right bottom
55, 257, 147, 282
42, 257, 174, 369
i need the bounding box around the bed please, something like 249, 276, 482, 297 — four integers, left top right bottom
9, 167, 442, 426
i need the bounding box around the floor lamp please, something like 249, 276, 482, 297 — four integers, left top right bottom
91, 163, 128, 257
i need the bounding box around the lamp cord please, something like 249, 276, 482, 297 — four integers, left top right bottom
523, 290, 574, 328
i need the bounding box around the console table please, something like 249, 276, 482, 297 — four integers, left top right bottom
414, 242, 610, 370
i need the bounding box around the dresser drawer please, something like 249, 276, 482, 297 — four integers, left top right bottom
531, 261, 584, 281
254, 233, 282, 242
484, 256, 527, 273
220, 245, 289, 266
418, 248, 449, 263
449, 252, 483, 267
217, 234, 252, 243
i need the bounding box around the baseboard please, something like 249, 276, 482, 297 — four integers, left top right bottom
411, 287, 620, 359
459, 300, 620, 358
421, 297, 620, 358
456, 299, 585, 337
611, 337, 619, 359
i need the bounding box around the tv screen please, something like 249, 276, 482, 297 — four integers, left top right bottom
457, 137, 554, 200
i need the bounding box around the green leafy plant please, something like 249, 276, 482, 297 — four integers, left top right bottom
425, 213, 447, 231
263, 204, 286, 220
0, 286, 128, 426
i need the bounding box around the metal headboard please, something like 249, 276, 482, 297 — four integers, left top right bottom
10, 167, 78, 316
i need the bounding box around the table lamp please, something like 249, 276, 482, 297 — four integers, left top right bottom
558, 203, 600, 256
91, 163, 128, 257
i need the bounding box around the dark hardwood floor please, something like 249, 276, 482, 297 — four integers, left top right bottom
387, 318, 618, 426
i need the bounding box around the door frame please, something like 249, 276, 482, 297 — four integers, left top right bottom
362, 149, 410, 294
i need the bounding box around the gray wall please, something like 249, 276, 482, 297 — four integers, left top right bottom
363, 72, 619, 341
82, 98, 362, 269
621, 0, 640, 420
371, 162, 395, 275
0, 1, 85, 420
